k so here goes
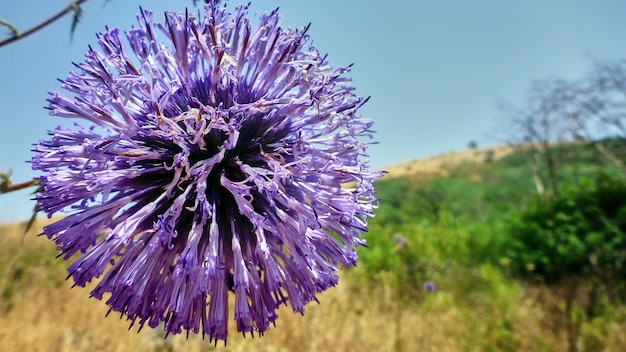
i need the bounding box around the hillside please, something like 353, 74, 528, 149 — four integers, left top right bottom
381, 145, 515, 178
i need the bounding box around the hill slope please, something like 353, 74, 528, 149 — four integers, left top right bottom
381, 145, 515, 178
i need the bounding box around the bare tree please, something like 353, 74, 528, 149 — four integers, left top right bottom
499, 79, 575, 197
499, 59, 626, 198
565, 60, 626, 170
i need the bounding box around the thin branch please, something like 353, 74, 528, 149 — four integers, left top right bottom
0, 0, 89, 48
0, 178, 40, 194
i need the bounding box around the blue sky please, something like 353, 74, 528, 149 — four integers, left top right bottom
1, 0, 626, 222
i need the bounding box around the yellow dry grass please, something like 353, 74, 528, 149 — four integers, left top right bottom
1, 201, 626, 351
0, 220, 468, 352
0, 275, 472, 352
382, 145, 515, 179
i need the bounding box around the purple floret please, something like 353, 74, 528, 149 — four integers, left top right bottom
32, 3, 381, 343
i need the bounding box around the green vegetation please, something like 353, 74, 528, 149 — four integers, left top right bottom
0, 223, 66, 313
2, 142, 626, 351
506, 173, 626, 286
351, 140, 626, 351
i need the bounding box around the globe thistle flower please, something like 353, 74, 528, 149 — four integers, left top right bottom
32, 3, 381, 343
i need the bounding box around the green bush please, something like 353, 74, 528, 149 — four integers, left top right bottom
503, 173, 626, 293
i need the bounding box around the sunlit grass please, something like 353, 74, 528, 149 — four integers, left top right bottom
1, 220, 626, 351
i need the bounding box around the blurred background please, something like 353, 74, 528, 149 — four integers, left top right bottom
2, 1, 626, 350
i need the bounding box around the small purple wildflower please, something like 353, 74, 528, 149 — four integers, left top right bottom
32, 3, 381, 343
423, 280, 436, 293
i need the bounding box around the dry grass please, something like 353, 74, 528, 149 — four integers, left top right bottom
382, 145, 515, 179
0, 219, 461, 352
0, 220, 468, 352
0, 271, 469, 352
1, 219, 626, 351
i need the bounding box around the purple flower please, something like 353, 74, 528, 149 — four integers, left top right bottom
31, 3, 381, 343
423, 280, 436, 293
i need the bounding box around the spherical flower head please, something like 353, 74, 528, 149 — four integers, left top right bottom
32, 3, 381, 343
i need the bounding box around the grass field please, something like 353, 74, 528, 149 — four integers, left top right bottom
0, 220, 475, 352
2, 220, 626, 351
2, 146, 626, 351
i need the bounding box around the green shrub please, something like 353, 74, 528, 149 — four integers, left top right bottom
503, 173, 626, 294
